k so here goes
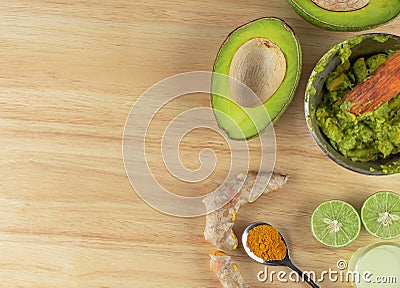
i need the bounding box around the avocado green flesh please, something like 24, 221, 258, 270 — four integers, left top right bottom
212, 18, 301, 140
286, 0, 400, 31
316, 52, 400, 174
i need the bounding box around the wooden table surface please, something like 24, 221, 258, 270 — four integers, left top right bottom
1, 1, 399, 287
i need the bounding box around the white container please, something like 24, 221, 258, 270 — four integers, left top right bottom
348, 242, 400, 288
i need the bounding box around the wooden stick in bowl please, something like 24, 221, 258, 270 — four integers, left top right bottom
342, 50, 400, 116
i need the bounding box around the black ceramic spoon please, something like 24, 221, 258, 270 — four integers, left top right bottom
242, 222, 320, 288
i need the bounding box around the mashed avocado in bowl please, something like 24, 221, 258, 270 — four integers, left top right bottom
305, 34, 400, 175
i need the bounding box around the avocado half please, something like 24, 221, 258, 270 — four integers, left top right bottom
211, 18, 302, 140
285, 0, 400, 31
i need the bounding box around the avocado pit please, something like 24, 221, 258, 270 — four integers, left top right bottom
311, 0, 370, 12
228, 38, 287, 108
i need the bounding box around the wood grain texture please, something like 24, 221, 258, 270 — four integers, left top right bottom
0, 1, 399, 287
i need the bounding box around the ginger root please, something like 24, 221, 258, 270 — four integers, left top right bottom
209, 251, 248, 288
203, 171, 288, 251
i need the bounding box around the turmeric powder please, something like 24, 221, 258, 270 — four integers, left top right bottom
247, 225, 287, 261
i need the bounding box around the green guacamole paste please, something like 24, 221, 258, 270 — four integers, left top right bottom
316, 52, 400, 168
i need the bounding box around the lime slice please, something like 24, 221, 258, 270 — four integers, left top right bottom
311, 200, 361, 248
361, 191, 400, 240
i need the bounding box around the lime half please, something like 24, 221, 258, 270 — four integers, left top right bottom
361, 191, 400, 240
311, 200, 361, 248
